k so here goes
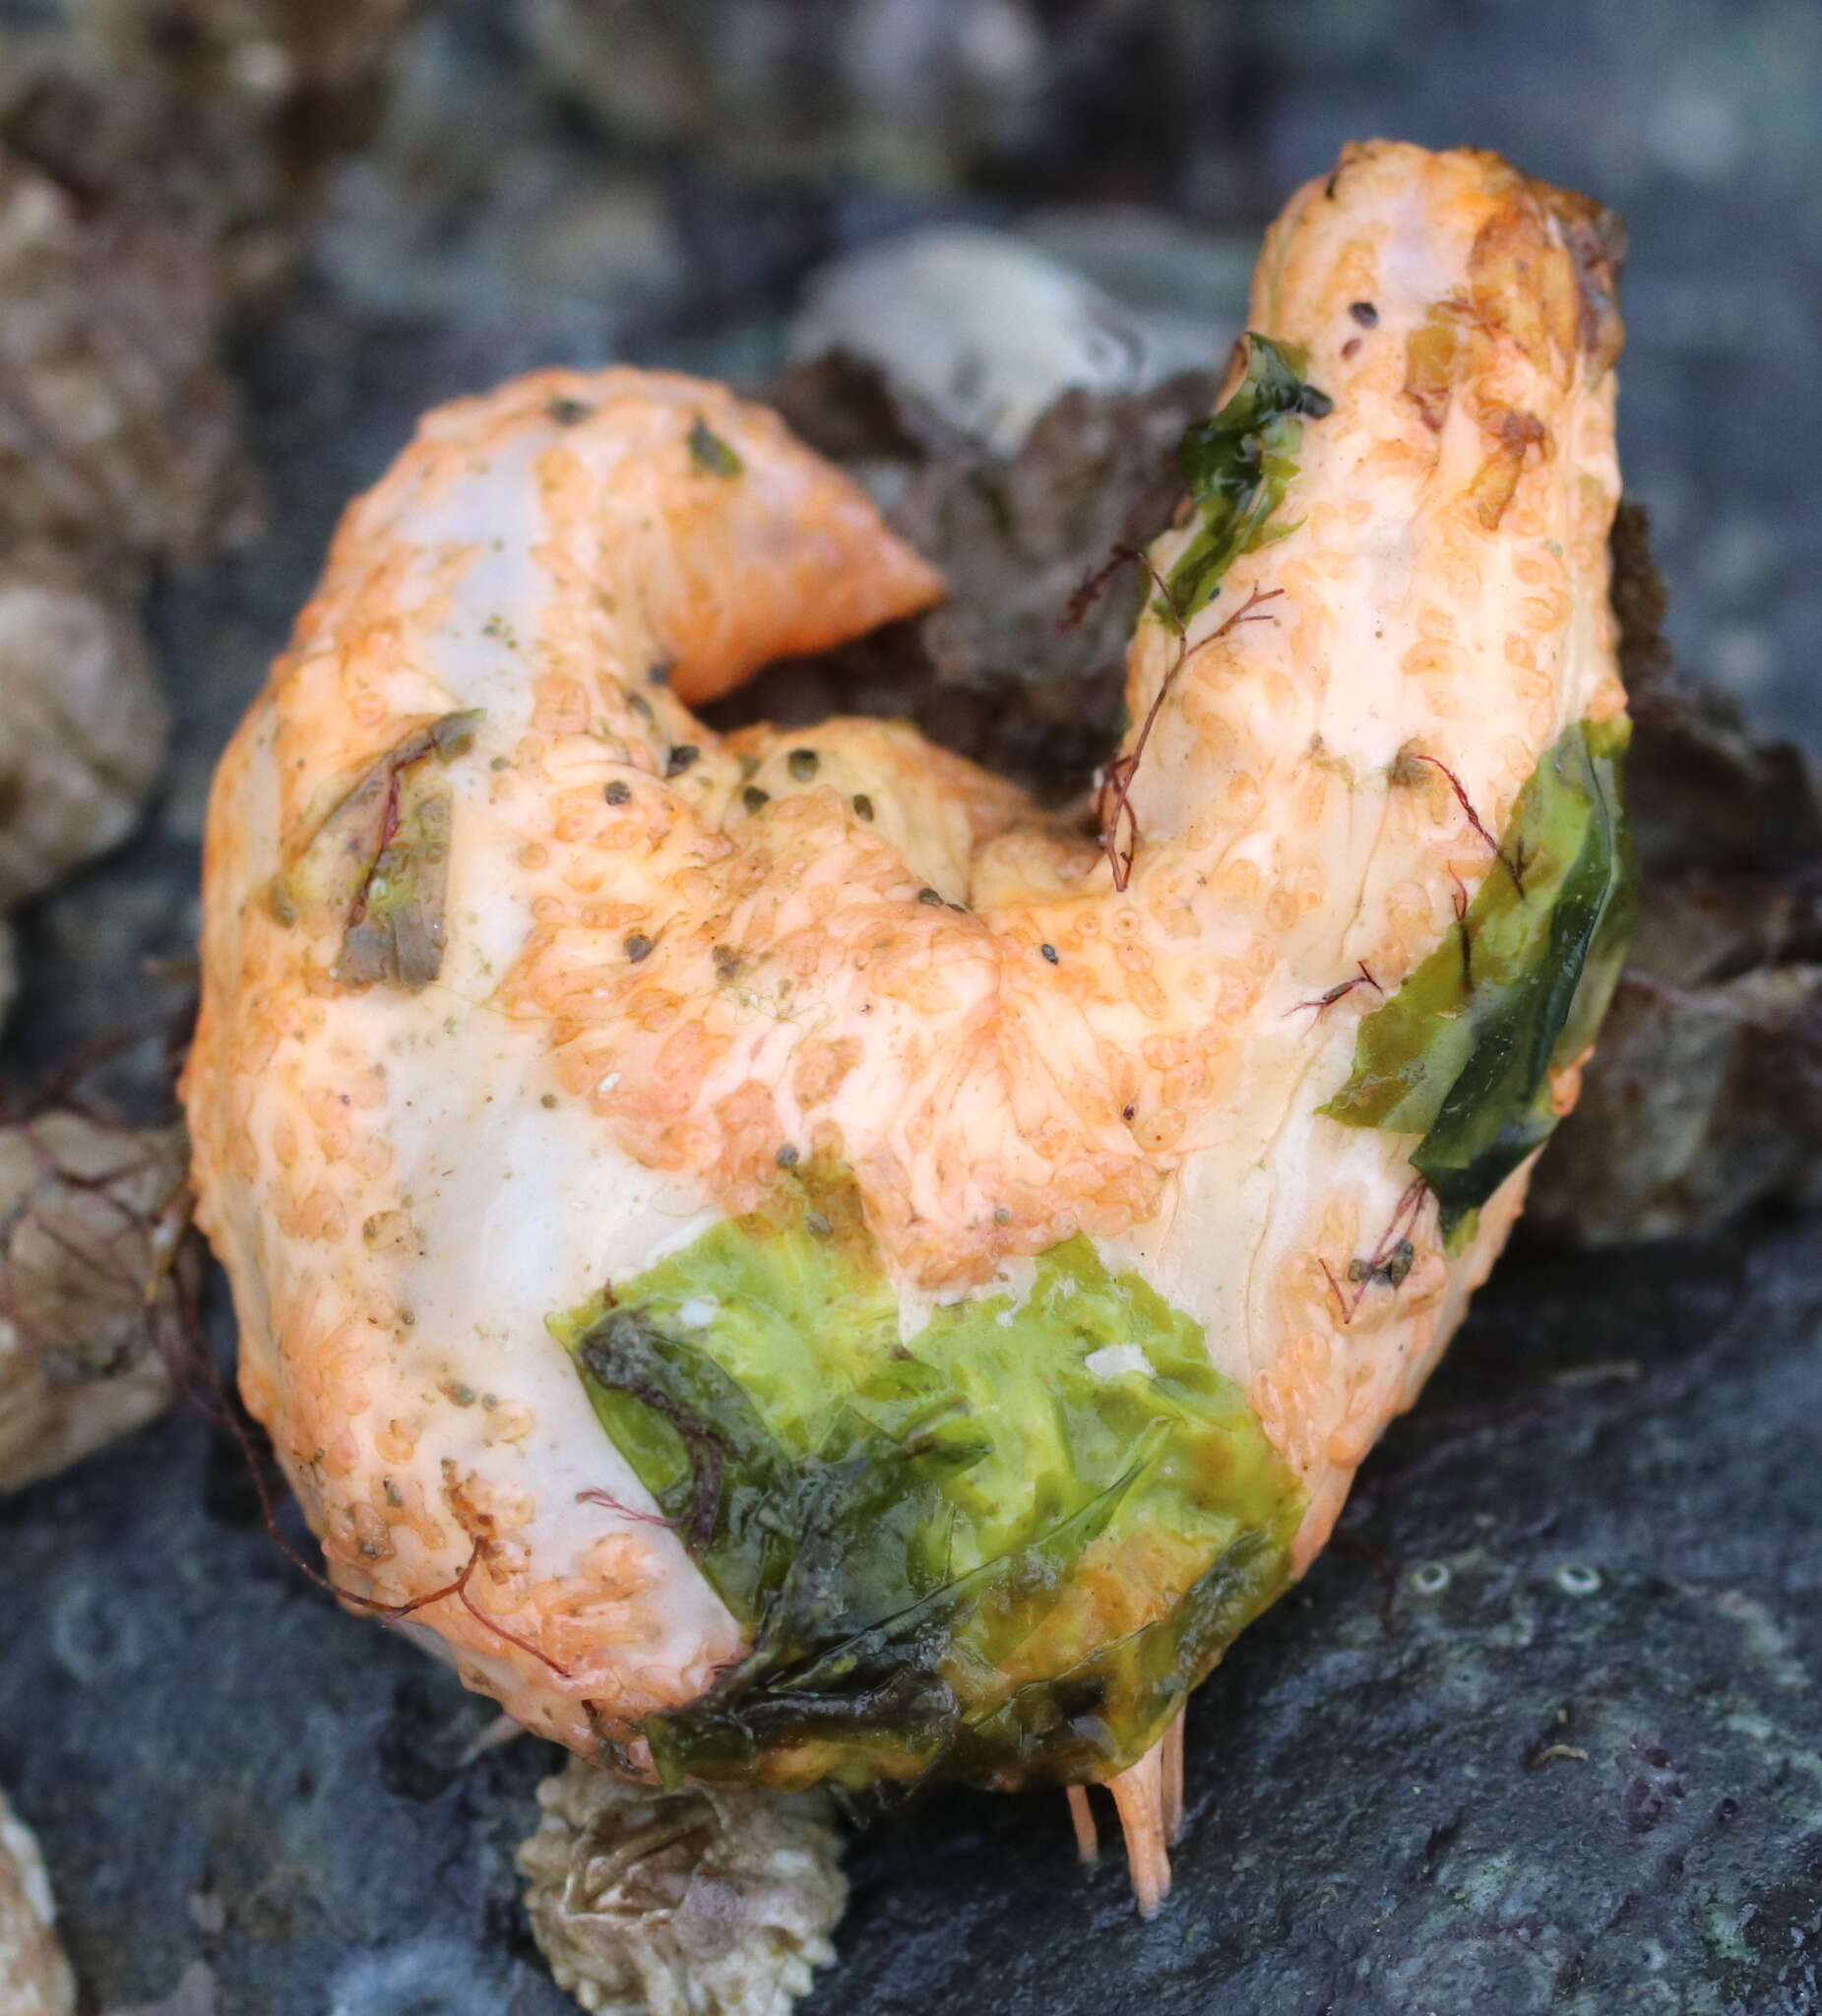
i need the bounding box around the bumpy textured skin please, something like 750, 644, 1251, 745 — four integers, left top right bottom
184, 144, 1625, 1758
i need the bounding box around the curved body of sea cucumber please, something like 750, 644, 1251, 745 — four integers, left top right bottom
183, 142, 1626, 1779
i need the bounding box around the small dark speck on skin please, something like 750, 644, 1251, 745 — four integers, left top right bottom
1122, 1104, 1136, 1122
787, 748, 819, 782
852, 792, 874, 821
665, 743, 700, 777
804, 1212, 832, 1239
743, 785, 769, 814
1040, 943, 1060, 964
540, 1093, 557, 1108
546, 396, 594, 426
489, 755, 509, 771
445, 1382, 476, 1407
648, 660, 672, 686
993, 1207, 1011, 1226
1349, 301, 1379, 327
624, 932, 654, 963
629, 691, 653, 722
1342, 337, 1362, 360
604, 779, 631, 804
917, 887, 943, 906
776, 1144, 800, 1168
712, 944, 740, 978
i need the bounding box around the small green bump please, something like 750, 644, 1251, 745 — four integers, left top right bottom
688, 416, 744, 476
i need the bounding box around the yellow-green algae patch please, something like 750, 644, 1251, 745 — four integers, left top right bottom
551, 1174, 1302, 1795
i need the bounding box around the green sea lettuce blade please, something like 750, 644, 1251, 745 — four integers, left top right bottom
1321, 717, 1635, 1243
1163, 333, 1333, 620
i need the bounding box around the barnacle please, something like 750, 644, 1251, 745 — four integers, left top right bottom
0, 1113, 192, 1494
184, 141, 1631, 1916
0, 547, 169, 924
517, 1758, 844, 2016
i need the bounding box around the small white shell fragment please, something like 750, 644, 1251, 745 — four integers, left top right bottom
1085, 1343, 1154, 1380
790, 224, 1155, 450
0, 1789, 75, 2016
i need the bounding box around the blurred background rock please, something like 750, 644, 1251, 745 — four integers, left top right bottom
206, 0, 1822, 749
6, 0, 1809, 718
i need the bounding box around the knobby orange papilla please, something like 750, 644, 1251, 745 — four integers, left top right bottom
183, 141, 1629, 1915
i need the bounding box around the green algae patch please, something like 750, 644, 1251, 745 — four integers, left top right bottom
552, 1176, 1302, 1795
1322, 717, 1635, 1246
1162, 334, 1333, 620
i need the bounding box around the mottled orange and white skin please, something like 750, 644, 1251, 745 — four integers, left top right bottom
184, 143, 1625, 1759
